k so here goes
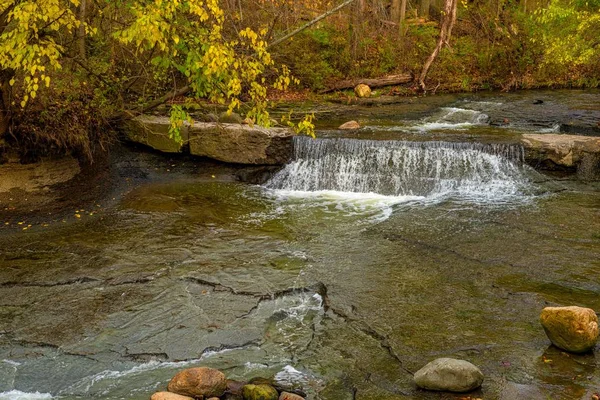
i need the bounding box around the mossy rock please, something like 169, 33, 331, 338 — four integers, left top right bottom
219, 111, 243, 124
241, 384, 279, 400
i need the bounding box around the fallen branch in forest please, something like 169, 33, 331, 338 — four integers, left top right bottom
267, 0, 357, 49
319, 74, 413, 93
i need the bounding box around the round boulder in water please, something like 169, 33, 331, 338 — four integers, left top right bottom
339, 120, 360, 130
167, 367, 227, 398
540, 306, 598, 353
354, 84, 371, 98
414, 358, 484, 392
150, 392, 195, 400
242, 383, 279, 400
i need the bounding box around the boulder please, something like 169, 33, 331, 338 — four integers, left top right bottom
521, 133, 600, 169
124, 116, 188, 153
241, 384, 279, 400
226, 379, 246, 396
279, 392, 305, 400
219, 111, 244, 124
167, 367, 227, 398
414, 358, 484, 393
189, 123, 294, 165
354, 84, 372, 98
339, 121, 360, 130
150, 392, 194, 400
540, 306, 598, 353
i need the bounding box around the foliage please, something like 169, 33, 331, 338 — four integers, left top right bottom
0, 0, 308, 158
534, 0, 600, 65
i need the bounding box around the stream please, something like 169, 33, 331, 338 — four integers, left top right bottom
0, 90, 599, 399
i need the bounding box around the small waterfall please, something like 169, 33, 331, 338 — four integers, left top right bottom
264, 137, 531, 202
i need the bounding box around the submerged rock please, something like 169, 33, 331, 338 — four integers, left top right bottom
150, 392, 194, 400
414, 358, 484, 393
167, 367, 227, 398
339, 121, 360, 130
540, 306, 598, 353
354, 84, 371, 98
241, 383, 279, 400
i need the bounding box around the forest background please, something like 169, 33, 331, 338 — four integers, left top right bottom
0, 0, 598, 160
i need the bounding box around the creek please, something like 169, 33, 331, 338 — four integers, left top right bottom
0, 90, 599, 399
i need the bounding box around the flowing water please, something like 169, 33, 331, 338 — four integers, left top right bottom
0, 90, 599, 399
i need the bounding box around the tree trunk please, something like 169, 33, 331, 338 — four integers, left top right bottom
420, 0, 431, 18
320, 73, 413, 93
78, 0, 87, 60
417, 0, 458, 91
400, 0, 407, 35
391, 0, 401, 22
0, 75, 12, 140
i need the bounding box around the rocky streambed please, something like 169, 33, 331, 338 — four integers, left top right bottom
0, 89, 599, 399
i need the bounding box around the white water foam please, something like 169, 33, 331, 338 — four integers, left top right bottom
264, 138, 535, 221
412, 107, 490, 131
0, 391, 52, 400
538, 123, 561, 133
265, 189, 426, 222
274, 365, 313, 386
58, 346, 250, 396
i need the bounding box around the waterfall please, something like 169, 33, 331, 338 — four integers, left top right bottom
264, 137, 532, 202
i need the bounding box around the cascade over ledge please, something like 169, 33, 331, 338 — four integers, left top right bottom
124, 115, 600, 176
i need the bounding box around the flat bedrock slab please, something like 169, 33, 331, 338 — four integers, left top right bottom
189, 122, 294, 165
124, 115, 295, 164
124, 116, 188, 153
521, 133, 600, 168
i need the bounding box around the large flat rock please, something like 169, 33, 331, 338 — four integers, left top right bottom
123, 116, 295, 164
189, 123, 294, 165
124, 116, 189, 153
521, 134, 600, 177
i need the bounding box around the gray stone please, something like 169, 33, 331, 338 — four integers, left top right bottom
189, 123, 294, 165
124, 116, 188, 153
414, 358, 484, 393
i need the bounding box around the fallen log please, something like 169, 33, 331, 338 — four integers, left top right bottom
320, 73, 413, 93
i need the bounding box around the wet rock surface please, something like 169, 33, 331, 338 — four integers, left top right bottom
540, 306, 599, 353
151, 392, 195, 400
242, 384, 279, 400
168, 367, 227, 397
0, 90, 599, 399
413, 358, 484, 392
521, 133, 600, 170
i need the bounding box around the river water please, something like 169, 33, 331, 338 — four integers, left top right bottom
0, 90, 599, 399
